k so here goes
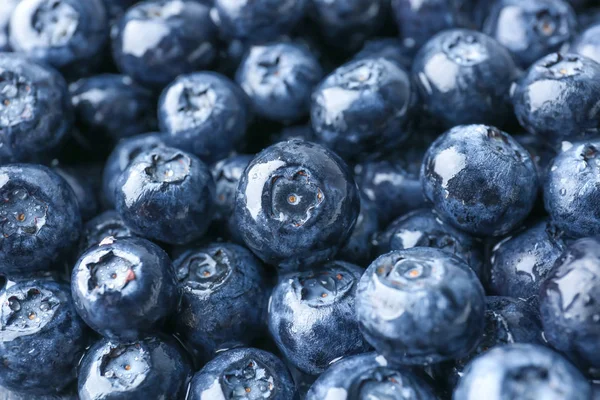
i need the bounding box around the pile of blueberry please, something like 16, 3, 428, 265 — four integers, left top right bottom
2, 0, 600, 399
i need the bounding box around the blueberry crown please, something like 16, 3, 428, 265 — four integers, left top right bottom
220, 357, 276, 400
0, 286, 60, 340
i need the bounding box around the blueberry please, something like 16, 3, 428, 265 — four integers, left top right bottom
212, 0, 307, 43
306, 352, 437, 400
353, 37, 414, 69
421, 124, 538, 237
211, 154, 253, 222
0, 164, 81, 276
356, 248, 486, 365
69, 74, 157, 147
544, 140, 600, 238
513, 133, 558, 186
115, 146, 215, 245
77, 336, 192, 400
233, 139, 359, 270
540, 237, 600, 376
337, 195, 379, 267
9, 0, 109, 78
571, 22, 600, 65
102, 132, 166, 208
158, 72, 250, 164
111, 0, 218, 89
512, 53, 600, 145
0, 54, 73, 164
0, 1, 19, 51
483, 0, 577, 68
412, 29, 518, 129
174, 242, 269, 359
0, 278, 88, 395
79, 210, 135, 252
375, 208, 484, 281
53, 165, 100, 222
187, 347, 295, 400
71, 237, 179, 341
102, 0, 137, 21
453, 344, 592, 400
490, 220, 566, 300
268, 261, 370, 375
272, 124, 315, 144
311, 58, 416, 161
236, 42, 323, 123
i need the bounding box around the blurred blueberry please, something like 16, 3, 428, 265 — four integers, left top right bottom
79, 210, 135, 252
211, 154, 253, 222
353, 37, 413, 69
571, 22, 600, 64
0, 1, 19, 51
338, 195, 379, 267
53, 165, 99, 222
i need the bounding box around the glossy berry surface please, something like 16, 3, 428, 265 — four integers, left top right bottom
111, 0, 218, 89
187, 347, 295, 400
233, 139, 359, 270
268, 261, 370, 375
115, 146, 215, 245
174, 243, 269, 359
421, 124, 538, 237
0, 164, 81, 275
0, 278, 88, 395
356, 248, 486, 365
71, 237, 179, 341
412, 29, 518, 129
79, 210, 135, 252
571, 22, 600, 64
77, 336, 192, 400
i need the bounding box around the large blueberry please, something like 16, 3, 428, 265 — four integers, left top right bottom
79, 210, 135, 252
9, 0, 108, 77
77, 336, 192, 400
187, 347, 295, 400
71, 237, 179, 341
337, 195, 379, 267
356, 248, 485, 365
236, 42, 323, 123
512, 53, 600, 145
311, 58, 415, 161
0, 54, 73, 163
158, 72, 249, 164
111, 0, 218, 89
174, 243, 269, 359
421, 124, 538, 236
0, 1, 18, 51
268, 261, 370, 375
233, 140, 359, 270
544, 140, 600, 238
211, 154, 253, 222
540, 237, 600, 376
571, 22, 600, 64
115, 146, 215, 245
490, 220, 566, 300
413, 29, 518, 129
0, 164, 81, 276
453, 344, 591, 400
375, 208, 484, 281
0, 278, 88, 395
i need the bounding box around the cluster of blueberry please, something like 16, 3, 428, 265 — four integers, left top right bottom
1, 0, 600, 399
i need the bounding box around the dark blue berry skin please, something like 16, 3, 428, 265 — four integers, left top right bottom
77, 336, 192, 400
174, 243, 269, 360
483, 0, 577, 69
71, 237, 179, 341
412, 29, 518, 129
490, 220, 566, 300
54, 166, 99, 222
435, 296, 543, 390
268, 261, 370, 375
453, 344, 592, 400
514, 133, 558, 186
211, 154, 253, 222
338, 195, 379, 267
309, 0, 387, 53
356, 248, 486, 365
353, 38, 413, 70
571, 23, 600, 64
544, 140, 600, 238
233, 140, 360, 270
0, 54, 73, 164
213, 0, 307, 43
375, 208, 484, 281
115, 146, 215, 245
9, 0, 109, 78
102, 0, 137, 21
0, 164, 81, 276
0, 1, 18, 52
513, 53, 600, 145
112, 0, 218, 90
0, 278, 88, 396
306, 353, 438, 400
79, 210, 135, 252
101, 133, 165, 209
158, 72, 250, 164
0, 388, 78, 399
187, 347, 295, 400
69, 74, 157, 147
236, 42, 323, 123
540, 237, 600, 376
311, 58, 416, 161
421, 125, 538, 237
